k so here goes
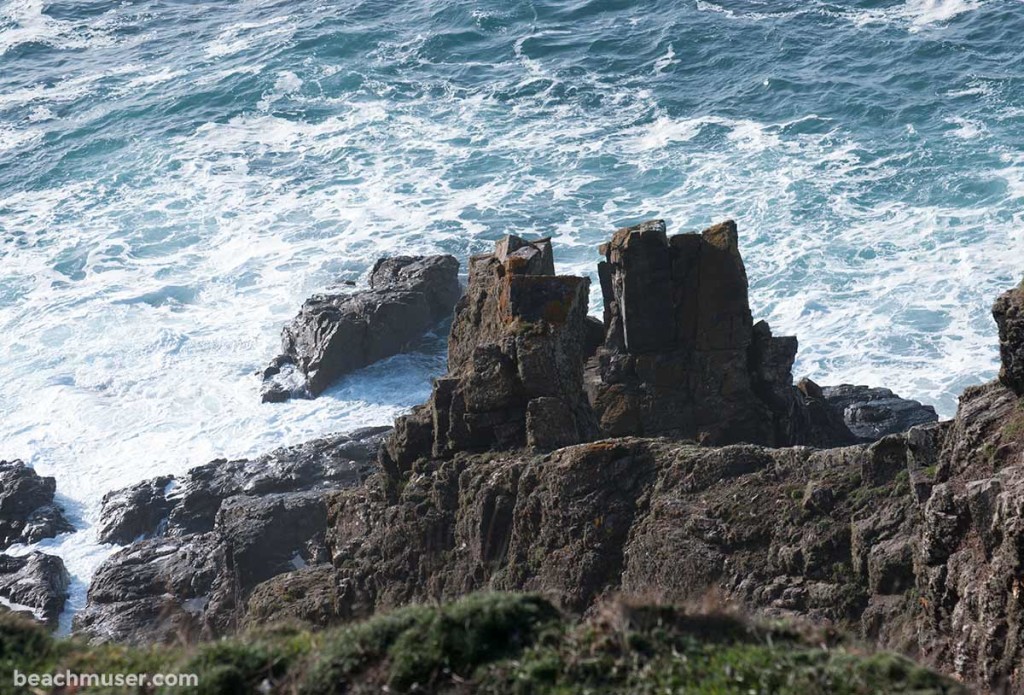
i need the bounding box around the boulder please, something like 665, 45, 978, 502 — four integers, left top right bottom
0, 552, 69, 628
96, 475, 175, 545
0, 460, 73, 550
993, 280, 1024, 395
261, 255, 460, 401
820, 384, 939, 442
381, 236, 598, 475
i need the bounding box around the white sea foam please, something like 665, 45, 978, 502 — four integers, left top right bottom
904, 0, 982, 28
945, 116, 987, 140
0, 0, 1019, 631
0, 0, 117, 54
848, 0, 982, 31
653, 44, 677, 74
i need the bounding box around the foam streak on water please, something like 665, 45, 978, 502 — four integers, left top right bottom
1, 0, 1022, 623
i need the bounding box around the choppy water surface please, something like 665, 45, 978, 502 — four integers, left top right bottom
1, 0, 1022, 623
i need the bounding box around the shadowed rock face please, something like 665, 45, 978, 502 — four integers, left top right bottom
0, 460, 73, 550
261, 255, 460, 402
380, 236, 599, 477
994, 280, 1024, 396
311, 377, 1024, 691
587, 219, 854, 447
0, 552, 69, 628
76, 428, 387, 644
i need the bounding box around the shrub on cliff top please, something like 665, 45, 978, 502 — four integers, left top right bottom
0, 593, 963, 694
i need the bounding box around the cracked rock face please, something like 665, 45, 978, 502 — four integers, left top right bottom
994, 280, 1024, 396
78, 428, 387, 644
0, 552, 69, 628
380, 236, 599, 476
261, 254, 460, 402
0, 460, 74, 550
586, 219, 855, 447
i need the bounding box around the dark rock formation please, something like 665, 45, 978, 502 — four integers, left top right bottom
820, 384, 939, 442
77, 220, 983, 691
306, 382, 1019, 691
994, 280, 1024, 395
242, 565, 341, 629
77, 428, 388, 643
585, 220, 854, 447
380, 236, 598, 476
261, 255, 460, 402
76, 533, 223, 644
96, 427, 388, 544
0, 552, 69, 627
205, 274, 1010, 692
96, 475, 175, 545
0, 460, 73, 549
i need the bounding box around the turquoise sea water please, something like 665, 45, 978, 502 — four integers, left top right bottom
1, 0, 1022, 623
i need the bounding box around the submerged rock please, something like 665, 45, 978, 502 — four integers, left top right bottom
0, 552, 69, 628
0, 460, 73, 550
820, 384, 938, 442
261, 255, 460, 402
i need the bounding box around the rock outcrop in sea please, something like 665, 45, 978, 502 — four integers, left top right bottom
72, 218, 1024, 692
0, 552, 69, 628
260, 254, 460, 402
0, 460, 72, 625
380, 235, 599, 477
75, 428, 387, 643
0, 460, 73, 549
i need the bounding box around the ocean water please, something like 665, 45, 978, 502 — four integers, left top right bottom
1, 0, 1022, 626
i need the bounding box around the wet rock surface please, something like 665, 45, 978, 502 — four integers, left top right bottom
0, 551, 69, 628
821, 384, 938, 442
96, 427, 388, 544
78, 428, 387, 643
0, 460, 73, 550
261, 255, 460, 402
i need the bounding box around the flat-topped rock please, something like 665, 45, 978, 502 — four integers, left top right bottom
820, 384, 939, 442
261, 254, 460, 402
588, 219, 855, 447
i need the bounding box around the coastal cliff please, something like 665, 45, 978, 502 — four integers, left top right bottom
25, 220, 1023, 692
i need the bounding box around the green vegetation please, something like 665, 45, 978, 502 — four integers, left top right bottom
0, 593, 963, 694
